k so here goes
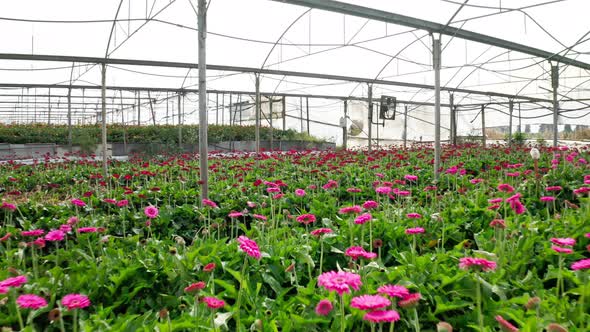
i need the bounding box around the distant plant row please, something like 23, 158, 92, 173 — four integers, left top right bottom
0, 124, 324, 145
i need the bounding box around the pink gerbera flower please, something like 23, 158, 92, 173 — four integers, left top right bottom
375, 187, 392, 195
377, 285, 410, 299
338, 206, 362, 215
363, 310, 400, 323
350, 295, 391, 310
144, 206, 159, 219
296, 214, 317, 225
71, 198, 86, 207
0, 275, 27, 288
345, 246, 377, 260
495, 315, 519, 332
551, 245, 573, 254
237, 236, 261, 260
61, 294, 91, 310
571, 258, 590, 270
405, 227, 425, 235
21, 230, 45, 237
406, 213, 422, 219
45, 230, 65, 242
16, 294, 48, 310
362, 200, 378, 210
295, 189, 306, 197
550, 238, 575, 246
398, 293, 422, 308
497, 183, 515, 193
459, 257, 497, 272
203, 296, 225, 309
354, 213, 372, 225
202, 199, 218, 208
310, 228, 333, 237
317, 271, 362, 296
315, 299, 333, 316
540, 196, 556, 202
77, 227, 98, 233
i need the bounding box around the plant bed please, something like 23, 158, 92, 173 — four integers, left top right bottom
0, 144, 588, 331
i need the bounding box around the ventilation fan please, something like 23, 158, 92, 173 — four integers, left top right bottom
348, 119, 364, 136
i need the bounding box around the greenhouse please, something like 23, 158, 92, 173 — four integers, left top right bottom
0, 0, 589, 331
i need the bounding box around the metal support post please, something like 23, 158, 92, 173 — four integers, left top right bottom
481, 104, 486, 148
551, 65, 559, 147
178, 93, 182, 147
101, 63, 108, 178
343, 100, 348, 150
449, 93, 454, 145
48, 89, 51, 125
508, 100, 513, 147
137, 92, 141, 125
433, 36, 442, 181
403, 105, 408, 149
198, 0, 208, 200
368, 84, 373, 151
269, 97, 273, 151
282, 97, 286, 131
306, 97, 310, 135
67, 88, 72, 150
255, 74, 261, 154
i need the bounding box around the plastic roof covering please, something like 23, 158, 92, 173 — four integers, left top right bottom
0, 0, 589, 144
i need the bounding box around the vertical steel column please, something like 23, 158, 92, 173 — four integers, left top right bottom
403, 105, 408, 149
215, 93, 219, 125
481, 105, 486, 148
166, 93, 169, 125
282, 97, 286, 131
67, 88, 72, 150
269, 97, 273, 151
343, 100, 348, 150
449, 93, 454, 145
367, 84, 373, 151
229, 94, 233, 125
508, 100, 513, 147
148, 91, 156, 125
221, 93, 225, 125
101, 63, 108, 178
137, 92, 141, 125
299, 97, 304, 132
48, 89, 51, 125
255, 74, 261, 154
518, 103, 522, 133
178, 93, 182, 147
433, 36, 442, 181
198, 0, 208, 200
306, 97, 310, 135
551, 65, 559, 147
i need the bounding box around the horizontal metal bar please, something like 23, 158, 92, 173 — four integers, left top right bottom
272, 0, 590, 70
0, 83, 453, 107
0, 53, 551, 102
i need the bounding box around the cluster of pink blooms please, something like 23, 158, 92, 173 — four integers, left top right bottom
405, 227, 425, 235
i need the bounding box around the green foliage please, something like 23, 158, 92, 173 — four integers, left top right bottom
508, 131, 527, 145
0, 124, 325, 145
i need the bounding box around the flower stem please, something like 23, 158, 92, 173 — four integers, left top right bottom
319, 239, 324, 276
340, 295, 346, 332
475, 272, 483, 332
73, 309, 79, 332
412, 307, 420, 332
235, 256, 249, 331
11, 289, 24, 330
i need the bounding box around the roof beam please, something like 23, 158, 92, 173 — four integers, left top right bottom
0, 53, 551, 102
272, 0, 590, 71
0, 83, 453, 107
